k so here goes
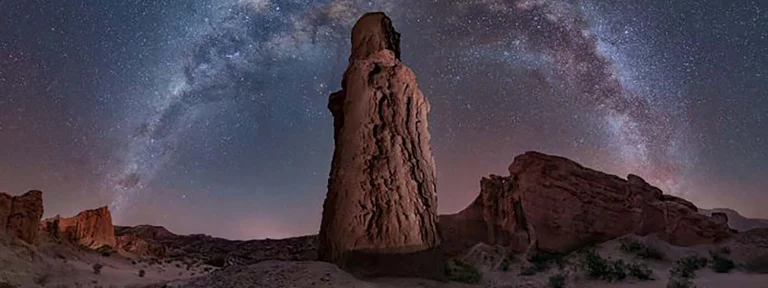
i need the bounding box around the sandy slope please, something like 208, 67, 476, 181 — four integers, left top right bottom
3, 232, 768, 288
0, 234, 215, 287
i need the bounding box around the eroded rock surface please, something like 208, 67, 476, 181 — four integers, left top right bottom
318, 12, 442, 278
0, 190, 44, 244
441, 151, 732, 255
41, 206, 117, 249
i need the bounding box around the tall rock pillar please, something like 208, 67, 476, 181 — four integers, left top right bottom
318, 12, 443, 278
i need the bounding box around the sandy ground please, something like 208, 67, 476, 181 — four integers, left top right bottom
0, 235, 216, 287
3, 233, 768, 288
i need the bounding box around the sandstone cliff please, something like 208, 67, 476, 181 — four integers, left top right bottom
0, 190, 44, 244
317, 12, 443, 278
440, 151, 732, 255
41, 206, 117, 249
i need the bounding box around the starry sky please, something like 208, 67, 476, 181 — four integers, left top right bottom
1, 0, 766, 240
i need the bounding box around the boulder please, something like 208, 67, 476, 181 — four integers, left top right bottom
41, 206, 116, 249
710, 212, 729, 226
441, 151, 732, 254
317, 12, 443, 279
0, 190, 44, 244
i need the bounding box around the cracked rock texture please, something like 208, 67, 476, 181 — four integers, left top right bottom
41, 206, 117, 249
318, 12, 442, 278
440, 151, 732, 255
0, 190, 44, 244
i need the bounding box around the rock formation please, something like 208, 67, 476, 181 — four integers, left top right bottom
115, 225, 176, 258
0, 190, 44, 244
441, 151, 732, 255
700, 208, 768, 232
41, 206, 116, 249
318, 12, 443, 278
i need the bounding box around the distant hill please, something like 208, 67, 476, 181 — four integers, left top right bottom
700, 208, 768, 231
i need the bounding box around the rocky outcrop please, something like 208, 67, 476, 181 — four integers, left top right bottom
441, 151, 732, 255
114, 225, 317, 265
318, 12, 443, 278
0, 193, 11, 231
115, 225, 175, 258
700, 208, 768, 232
710, 212, 729, 226
41, 206, 116, 249
0, 190, 44, 244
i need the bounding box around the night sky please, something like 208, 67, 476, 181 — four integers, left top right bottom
1, 0, 766, 240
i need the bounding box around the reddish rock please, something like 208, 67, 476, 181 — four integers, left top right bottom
318, 12, 443, 278
441, 151, 732, 254
114, 225, 173, 258
41, 206, 116, 249
0, 190, 44, 244
709, 212, 729, 226
0, 193, 11, 230
116, 233, 168, 258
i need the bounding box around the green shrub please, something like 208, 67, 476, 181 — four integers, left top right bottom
744, 253, 768, 274
583, 250, 611, 279
670, 254, 708, 279
0, 282, 17, 288
517, 251, 565, 275
618, 238, 664, 260
96, 245, 115, 257
519, 265, 538, 276
529, 251, 566, 271
446, 259, 482, 284
204, 255, 227, 268
627, 261, 654, 280
666, 276, 696, 288
548, 274, 566, 288
138, 269, 146, 277
500, 253, 514, 271
710, 253, 734, 273
582, 250, 653, 282
92, 263, 103, 275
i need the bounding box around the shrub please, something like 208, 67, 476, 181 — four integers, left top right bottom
445, 259, 482, 284
627, 261, 654, 280
138, 269, 146, 277
204, 255, 227, 267
548, 274, 566, 288
744, 253, 768, 274
582, 250, 652, 282
93, 263, 103, 275
0, 282, 16, 288
33, 273, 51, 286
500, 253, 514, 271
583, 250, 612, 279
96, 245, 115, 257
666, 276, 696, 288
518, 251, 564, 275
671, 254, 707, 278
618, 238, 664, 260
710, 253, 734, 273
519, 266, 538, 276
500, 258, 510, 271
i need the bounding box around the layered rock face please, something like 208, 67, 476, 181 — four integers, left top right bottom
441, 151, 732, 255
41, 206, 116, 249
0, 190, 44, 244
318, 12, 442, 278
115, 225, 175, 257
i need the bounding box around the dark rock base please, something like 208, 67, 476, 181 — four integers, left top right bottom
335, 246, 446, 281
